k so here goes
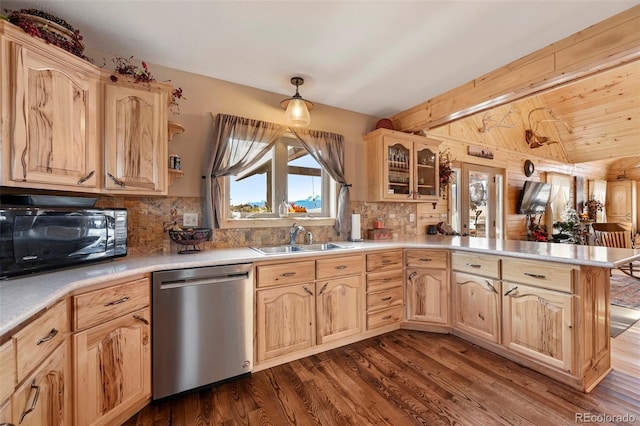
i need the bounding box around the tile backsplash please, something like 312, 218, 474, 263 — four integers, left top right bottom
96, 196, 419, 254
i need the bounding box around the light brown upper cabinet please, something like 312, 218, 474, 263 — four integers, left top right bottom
1, 20, 173, 196
1, 26, 101, 192
103, 81, 169, 195
364, 129, 441, 202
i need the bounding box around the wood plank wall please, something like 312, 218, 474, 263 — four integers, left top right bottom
416, 131, 609, 240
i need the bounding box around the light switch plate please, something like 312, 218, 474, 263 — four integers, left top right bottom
183, 213, 198, 227
409, 214, 415, 223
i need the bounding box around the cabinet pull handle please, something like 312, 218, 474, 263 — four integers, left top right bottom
408, 271, 417, 280
303, 286, 313, 296
36, 328, 58, 345
382, 278, 393, 282
382, 259, 392, 264
485, 280, 497, 294
381, 296, 393, 301
318, 283, 328, 295
420, 258, 432, 262
133, 314, 149, 325
524, 272, 546, 279
335, 265, 347, 270
104, 296, 130, 306
504, 286, 518, 297
281, 272, 296, 277
77, 170, 95, 184
382, 315, 392, 320
466, 263, 482, 268
107, 172, 126, 187
19, 380, 40, 424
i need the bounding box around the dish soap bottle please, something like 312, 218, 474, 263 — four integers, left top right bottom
279, 199, 289, 218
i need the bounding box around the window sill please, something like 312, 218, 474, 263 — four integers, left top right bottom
219, 217, 336, 229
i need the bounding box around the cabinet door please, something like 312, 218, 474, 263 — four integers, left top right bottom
0, 399, 11, 425
104, 83, 167, 194
406, 268, 449, 325
256, 284, 315, 362
502, 283, 574, 372
73, 307, 151, 426
414, 143, 438, 199
8, 42, 99, 189
453, 272, 501, 343
383, 138, 414, 200
316, 276, 362, 345
11, 342, 69, 426
606, 180, 636, 225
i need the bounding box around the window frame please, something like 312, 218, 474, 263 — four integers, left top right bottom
219, 135, 337, 229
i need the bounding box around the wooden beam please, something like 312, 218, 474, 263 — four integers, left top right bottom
391, 5, 640, 132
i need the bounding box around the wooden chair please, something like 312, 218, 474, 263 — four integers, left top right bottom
594, 229, 637, 278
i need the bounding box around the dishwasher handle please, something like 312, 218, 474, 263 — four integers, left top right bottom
159, 273, 250, 290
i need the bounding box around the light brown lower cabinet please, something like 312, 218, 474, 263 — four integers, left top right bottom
256, 276, 362, 363
502, 282, 574, 372
406, 268, 449, 325
316, 276, 362, 345
11, 342, 69, 426
0, 399, 11, 425
452, 272, 501, 343
405, 250, 449, 326
73, 306, 151, 426
256, 283, 316, 362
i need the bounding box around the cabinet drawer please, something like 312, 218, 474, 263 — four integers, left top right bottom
451, 252, 500, 279
14, 299, 67, 384
367, 306, 402, 330
366, 270, 403, 292
73, 276, 150, 331
257, 261, 316, 287
502, 258, 574, 293
367, 287, 403, 311
366, 250, 403, 272
0, 340, 15, 404
317, 254, 363, 279
405, 250, 448, 269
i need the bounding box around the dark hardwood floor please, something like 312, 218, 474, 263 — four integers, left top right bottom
124, 330, 640, 425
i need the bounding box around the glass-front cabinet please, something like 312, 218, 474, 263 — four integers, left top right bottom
365, 129, 441, 202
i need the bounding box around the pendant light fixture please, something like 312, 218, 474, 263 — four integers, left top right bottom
281, 76, 314, 127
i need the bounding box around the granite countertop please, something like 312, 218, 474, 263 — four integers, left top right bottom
2, 236, 639, 337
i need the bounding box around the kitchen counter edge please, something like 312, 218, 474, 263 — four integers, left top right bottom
2, 235, 638, 336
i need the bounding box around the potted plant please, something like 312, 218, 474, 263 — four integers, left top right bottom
585, 198, 604, 221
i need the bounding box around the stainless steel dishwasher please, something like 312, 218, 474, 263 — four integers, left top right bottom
152, 263, 253, 400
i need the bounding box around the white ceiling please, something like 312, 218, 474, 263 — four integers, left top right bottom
2, 1, 638, 118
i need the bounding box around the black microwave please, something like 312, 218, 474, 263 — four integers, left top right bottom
0, 205, 128, 279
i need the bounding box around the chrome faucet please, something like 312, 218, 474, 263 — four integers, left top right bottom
290, 223, 305, 245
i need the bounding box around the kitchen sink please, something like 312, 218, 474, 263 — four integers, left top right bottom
251, 242, 351, 255
250, 245, 306, 254
302, 243, 350, 251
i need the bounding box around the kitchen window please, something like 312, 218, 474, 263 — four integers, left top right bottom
204, 113, 350, 238
225, 136, 336, 221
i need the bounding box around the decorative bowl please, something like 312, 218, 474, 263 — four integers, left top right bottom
168, 228, 212, 254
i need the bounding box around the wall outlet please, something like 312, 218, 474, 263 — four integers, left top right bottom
409, 213, 415, 223
183, 213, 199, 227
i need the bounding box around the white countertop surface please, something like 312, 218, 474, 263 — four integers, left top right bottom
2, 236, 639, 336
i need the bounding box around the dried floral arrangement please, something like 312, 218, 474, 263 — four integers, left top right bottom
110, 56, 186, 114
439, 149, 455, 199
7, 8, 87, 59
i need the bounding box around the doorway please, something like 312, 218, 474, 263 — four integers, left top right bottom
452, 163, 504, 238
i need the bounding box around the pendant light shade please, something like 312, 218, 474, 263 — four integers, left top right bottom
281, 77, 314, 127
